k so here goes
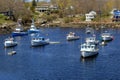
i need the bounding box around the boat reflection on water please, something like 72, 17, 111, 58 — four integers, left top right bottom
80, 54, 98, 63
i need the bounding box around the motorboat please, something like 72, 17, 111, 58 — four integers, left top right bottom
4, 37, 17, 48
28, 19, 40, 34
101, 31, 113, 41
86, 35, 99, 45
66, 32, 80, 41
12, 21, 28, 37
80, 42, 99, 58
31, 36, 49, 47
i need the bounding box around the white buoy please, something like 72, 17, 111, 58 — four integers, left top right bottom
100, 42, 107, 46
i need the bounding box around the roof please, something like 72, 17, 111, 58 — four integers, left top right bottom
113, 10, 120, 16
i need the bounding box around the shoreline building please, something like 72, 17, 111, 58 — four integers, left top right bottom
111, 9, 120, 22
85, 11, 96, 22
35, 4, 58, 13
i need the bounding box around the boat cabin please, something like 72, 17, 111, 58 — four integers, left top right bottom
32, 37, 45, 41
81, 43, 96, 50
86, 37, 96, 42
102, 33, 111, 37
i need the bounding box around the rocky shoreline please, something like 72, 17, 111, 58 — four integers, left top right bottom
0, 22, 120, 34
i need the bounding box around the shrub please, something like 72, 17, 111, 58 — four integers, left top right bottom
0, 14, 7, 20
64, 17, 73, 23
42, 14, 58, 22
80, 15, 85, 21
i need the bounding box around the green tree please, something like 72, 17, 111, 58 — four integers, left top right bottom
31, 0, 37, 12
0, 0, 32, 22
32, 0, 37, 7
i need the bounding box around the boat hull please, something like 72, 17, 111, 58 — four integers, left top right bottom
31, 41, 49, 47
4, 42, 17, 48
86, 30, 91, 34
12, 32, 28, 37
28, 30, 40, 34
101, 37, 113, 41
81, 51, 98, 58
67, 36, 80, 41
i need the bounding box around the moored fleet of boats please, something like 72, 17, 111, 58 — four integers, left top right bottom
4, 19, 114, 57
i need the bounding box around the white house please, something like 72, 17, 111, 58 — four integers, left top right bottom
85, 11, 96, 22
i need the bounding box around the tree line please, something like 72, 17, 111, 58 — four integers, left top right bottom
51, 0, 120, 17
0, 0, 32, 22
0, 0, 120, 23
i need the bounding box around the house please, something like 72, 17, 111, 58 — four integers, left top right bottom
85, 11, 96, 22
35, 4, 58, 13
111, 9, 120, 22
35, 4, 49, 12
0, 11, 14, 20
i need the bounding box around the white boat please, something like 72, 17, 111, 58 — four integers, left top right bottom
31, 36, 49, 46
80, 42, 99, 58
28, 19, 40, 33
15, 23, 23, 32
4, 37, 17, 48
86, 36, 99, 45
66, 32, 80, 41
101, 31, 113, 41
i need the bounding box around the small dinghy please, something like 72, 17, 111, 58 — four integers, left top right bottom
8, 51, 16, 56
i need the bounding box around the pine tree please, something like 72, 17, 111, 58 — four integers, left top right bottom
32, 0, 37, 7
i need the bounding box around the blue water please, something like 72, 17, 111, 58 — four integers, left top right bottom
0, 27, 120, 80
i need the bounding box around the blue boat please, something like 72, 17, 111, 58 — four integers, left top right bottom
12, 23, 28, 37
28, 19, 40, 34
12, 31, 28, 37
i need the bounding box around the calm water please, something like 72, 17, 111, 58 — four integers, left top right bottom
0, 27, 120, 80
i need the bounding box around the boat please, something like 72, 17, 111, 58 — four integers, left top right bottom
12, 31, 28, 37
28, 19, 40, 34
66, 32, 80, 41
86, 26, 93, 34
101, 31, 113, 41
86, 35, 99, 45
80, 42, 99, 58
31, 35, 49, 46
4, 37, 17, 48
12, 19, 28, 37
8, 51, 16, 55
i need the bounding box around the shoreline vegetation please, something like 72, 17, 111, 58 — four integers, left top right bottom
1, 21, 120, 34
1, 0, 120, 34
